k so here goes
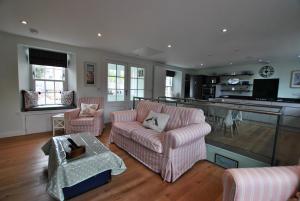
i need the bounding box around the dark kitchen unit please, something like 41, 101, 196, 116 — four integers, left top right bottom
186, 75, 219, 100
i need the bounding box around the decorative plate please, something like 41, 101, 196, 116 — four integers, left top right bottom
259, 65, 274, 78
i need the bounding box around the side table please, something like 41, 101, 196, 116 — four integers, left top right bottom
52, 113, 65, 136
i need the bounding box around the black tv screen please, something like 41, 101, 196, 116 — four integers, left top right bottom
253, 79, 279, 100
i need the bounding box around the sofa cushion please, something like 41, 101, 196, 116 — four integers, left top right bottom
71, 117, 94, 126
22, 90, 39, 109
131, 127, 164, 153
136, 100, 164, 123
162, 106, 205, 131
61, 91, 74, 106
143, 111, 170, 132
112, 121, 143, 138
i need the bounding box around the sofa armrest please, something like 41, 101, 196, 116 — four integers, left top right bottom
64, 108, 80, 121
94, 109, 104, 118
223, 166, 300, 201
165, 123, 211, 149
110, 110, 137, 123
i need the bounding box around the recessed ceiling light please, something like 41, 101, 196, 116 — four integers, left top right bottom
97, 33, 102, 37
297, 55, 300, 58
21, 20, 28, 25
200, 63, 204, 67
229, 62, 233, 65
222, 28, 228, 33
167, 44, 172, 48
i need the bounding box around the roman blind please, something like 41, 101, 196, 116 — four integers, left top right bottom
29, 48, 68, 68
166, 70, 176, 77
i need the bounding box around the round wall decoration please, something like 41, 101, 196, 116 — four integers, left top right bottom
259, 65, 274, 78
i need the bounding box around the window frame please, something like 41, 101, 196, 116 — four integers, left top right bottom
30, 64, 68, 105
130, 66, 145, 100
165, 76, 173, 97
107, 62, 127, 102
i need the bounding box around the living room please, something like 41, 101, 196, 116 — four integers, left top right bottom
0, 0, 300, 201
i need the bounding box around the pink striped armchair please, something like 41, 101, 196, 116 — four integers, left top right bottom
110, 100, 211, 182
65, 97, 104, 136
223, 165, 300, 201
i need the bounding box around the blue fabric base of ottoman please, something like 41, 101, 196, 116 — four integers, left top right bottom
62, 169, 112, 200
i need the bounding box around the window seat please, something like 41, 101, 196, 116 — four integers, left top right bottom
23, 104, 76, 112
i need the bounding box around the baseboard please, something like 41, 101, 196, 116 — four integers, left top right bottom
0, 130, 26, 139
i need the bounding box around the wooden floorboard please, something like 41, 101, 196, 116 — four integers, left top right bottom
0, 125, 224, 201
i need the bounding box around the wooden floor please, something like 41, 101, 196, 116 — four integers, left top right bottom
0, 125, 224, 201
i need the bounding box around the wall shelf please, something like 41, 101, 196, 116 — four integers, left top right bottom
220, 83, 253, 86
219, 72, 254, 77
221, 90, 252, 92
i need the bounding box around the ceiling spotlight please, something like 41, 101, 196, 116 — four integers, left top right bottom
167, 44, 172, 48
229, 62, 233, 65
297, 55, 300, 58
258, 59, 263, 62
200, 63, 204, 67
222, 28, 228, 33
97, 33, 102, 37
21, 20, 28, 25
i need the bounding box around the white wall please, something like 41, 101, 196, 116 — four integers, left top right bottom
191, 61, 300, 98
0, 31, 186, 137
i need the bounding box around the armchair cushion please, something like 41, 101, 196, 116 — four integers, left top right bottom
79, 103, 99, 117
112, 121, 142, 138
165, 123, 211, 149
71, 117, 95, 126
111, 110, 137, 123
131, 127, 164, 153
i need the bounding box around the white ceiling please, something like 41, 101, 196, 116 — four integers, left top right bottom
0, 0, 300, 68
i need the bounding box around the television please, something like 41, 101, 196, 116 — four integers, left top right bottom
252, 79, 279, 101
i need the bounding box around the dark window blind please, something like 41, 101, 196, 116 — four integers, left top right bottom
166, 70, 176, 77
29, 48, 67, 67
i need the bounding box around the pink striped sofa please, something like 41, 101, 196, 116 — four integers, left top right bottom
223, 165, 300, 201
65, 97, 104, 136
110, 100, 211, 182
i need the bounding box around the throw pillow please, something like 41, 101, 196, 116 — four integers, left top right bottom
23, 90, 39, 109
79, 103, 99, 117
61, 91, 74, 106
143, 111, 170, 132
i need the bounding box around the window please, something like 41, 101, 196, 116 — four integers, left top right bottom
130, 67, 144, 100
165, 76, 173, 97
32, 65, 65, 105
107, 63, 125, 102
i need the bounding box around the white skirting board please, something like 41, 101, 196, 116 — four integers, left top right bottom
0, 130, 26, 138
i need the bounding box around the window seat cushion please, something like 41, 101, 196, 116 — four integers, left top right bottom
23, 104, 76, 112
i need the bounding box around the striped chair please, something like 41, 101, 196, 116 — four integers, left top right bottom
110, 100, 211, 182
65, 97, 104, 136
223, 165, 300, 201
